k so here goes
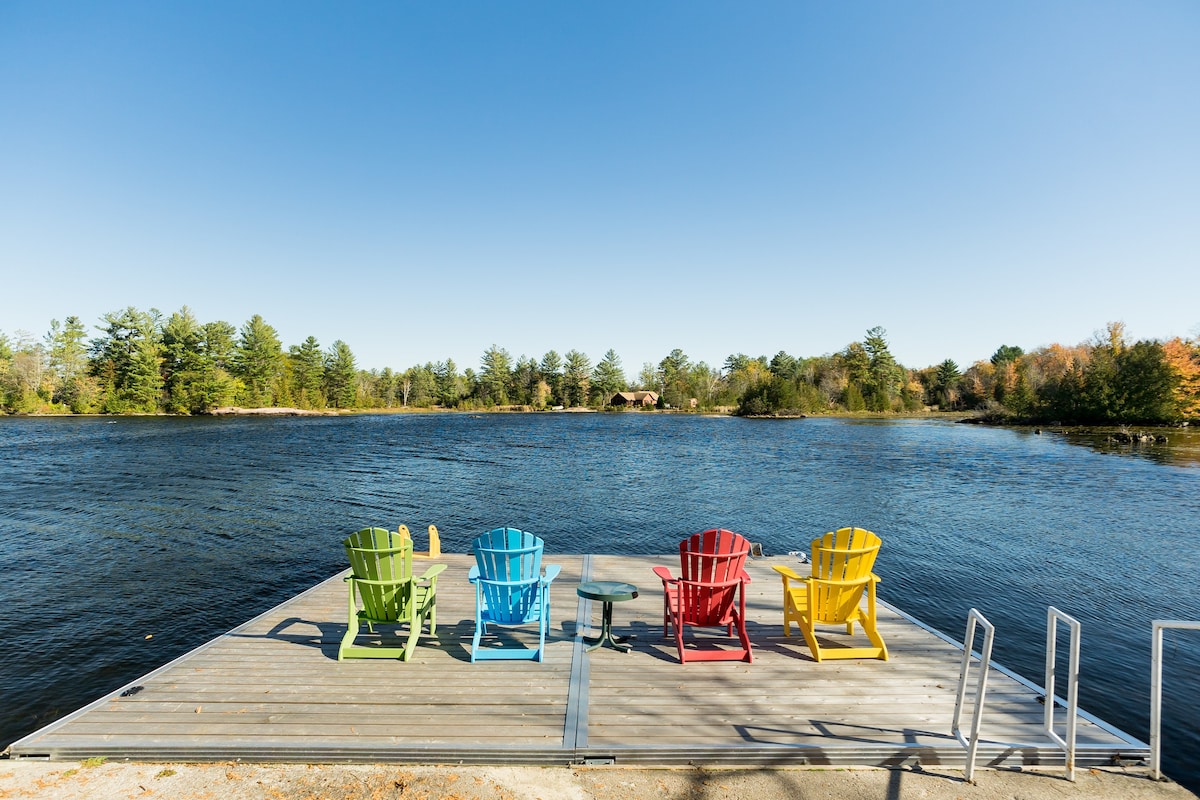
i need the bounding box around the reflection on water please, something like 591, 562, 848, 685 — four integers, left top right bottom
1059, 426, 1200, 468
1, 414, 1198, 787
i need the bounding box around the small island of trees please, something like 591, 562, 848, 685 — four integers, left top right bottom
1, 309, 1197, 426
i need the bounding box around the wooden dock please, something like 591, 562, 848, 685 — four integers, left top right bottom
8, 554, 1148, 768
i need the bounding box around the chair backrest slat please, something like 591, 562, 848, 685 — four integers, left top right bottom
811, 526, 881, 624
344, 527, 414, 621
677, 528, 750, 627
473, 527, 545, 625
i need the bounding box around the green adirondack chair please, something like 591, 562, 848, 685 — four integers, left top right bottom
339, 527, 447, 661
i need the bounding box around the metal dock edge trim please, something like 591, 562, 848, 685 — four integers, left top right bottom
13, 741, 1143, 769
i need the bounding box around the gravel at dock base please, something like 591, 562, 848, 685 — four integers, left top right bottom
1, 761, 1196, 800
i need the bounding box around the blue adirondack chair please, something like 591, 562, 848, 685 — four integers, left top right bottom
469, 527, 561, 662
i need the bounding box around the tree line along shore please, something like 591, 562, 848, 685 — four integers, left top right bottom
1, 308, 1197, 425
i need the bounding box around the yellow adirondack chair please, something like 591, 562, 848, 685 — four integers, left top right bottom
772, 527, 888, 662
397, 524, 441, 558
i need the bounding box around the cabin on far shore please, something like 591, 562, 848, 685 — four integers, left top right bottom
610, 390, 659, 408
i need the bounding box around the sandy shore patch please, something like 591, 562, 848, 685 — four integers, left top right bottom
0, 761, 1195, 800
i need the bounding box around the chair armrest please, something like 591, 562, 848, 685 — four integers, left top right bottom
474, 576, 540, 588
468, 565, 480, 582
541, 564, 562, 585
343, 575, 413, 587
772, 564, 806, 581
416, 563, 447, 582
739, 570, 752, 585
652, 565, 675, 583
808, 575, 873, 588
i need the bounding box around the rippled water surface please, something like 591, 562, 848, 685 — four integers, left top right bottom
2, 414, 1198, 785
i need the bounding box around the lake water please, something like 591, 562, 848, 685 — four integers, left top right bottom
2, 414, 1199, 785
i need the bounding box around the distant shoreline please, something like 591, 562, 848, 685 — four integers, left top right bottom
5, 407, 1187, 433
208, 406, 338, 416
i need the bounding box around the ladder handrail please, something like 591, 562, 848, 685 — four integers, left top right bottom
952, 608, 995, 784
1044, 606, 1081, 781
1151, 620, 1200, 781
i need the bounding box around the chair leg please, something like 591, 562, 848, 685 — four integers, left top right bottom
799, 619, 823, 663
338, 621, 359, 661
340, 582, 359, 661
734, 612, 753, 663
471, 581, 485, 662
674, 617, 688, 664
403, 614, 421, 661
536, 591, 549, 663
864, 620, 889, 661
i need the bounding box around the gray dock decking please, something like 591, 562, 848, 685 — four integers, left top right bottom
9, 554, 1148, 768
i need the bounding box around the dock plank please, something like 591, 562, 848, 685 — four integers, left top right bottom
8, 553, 1147, 768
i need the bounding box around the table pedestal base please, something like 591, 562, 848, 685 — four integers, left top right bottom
583, 601, 635, 653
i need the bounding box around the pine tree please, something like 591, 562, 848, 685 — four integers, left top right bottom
591, 349, 626, 403
289, 336, 325, 408
323, 340, 358, 408
563, 350, 592, 407
233, 315, 283, 407
478, 345, 512, 406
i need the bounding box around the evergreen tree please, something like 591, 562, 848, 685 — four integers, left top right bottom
197, 321, 239, 410
478, 344, 512, 406
407, 364, 438, 407
462, 367, 478, 405
539, 350, 563, 406
161, 307, 206, 413
591, 349, 626, 403
323, 340, 357, 408
843, 383, 867, 412
724, 353, 752, 374
365, 368, 397, 408
563, 349, 592, 407
933, 359, 961, 409
434, 359, 461, 407
1113, 340, 1178, 423
1080, 346, 1119, 423
47, 316, 93, 411
233, 314, 283, 407
289, 336, 325, 408
203, 321, 237, 371
863, 326, 901, 410
769, 351, 799, 380
990, 344, 1024, 367
511, 356, 539, 406
658, 348, 690, 408
90, 307, 163, 413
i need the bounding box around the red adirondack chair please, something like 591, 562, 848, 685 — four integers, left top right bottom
652, 528, 753, 663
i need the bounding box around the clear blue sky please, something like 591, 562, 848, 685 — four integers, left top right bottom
2, 2, 1197, 377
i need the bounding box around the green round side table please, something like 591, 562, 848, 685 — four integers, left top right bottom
577, 581, 638, 653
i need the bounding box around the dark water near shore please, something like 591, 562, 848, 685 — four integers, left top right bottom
2, 414, 1199, 785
